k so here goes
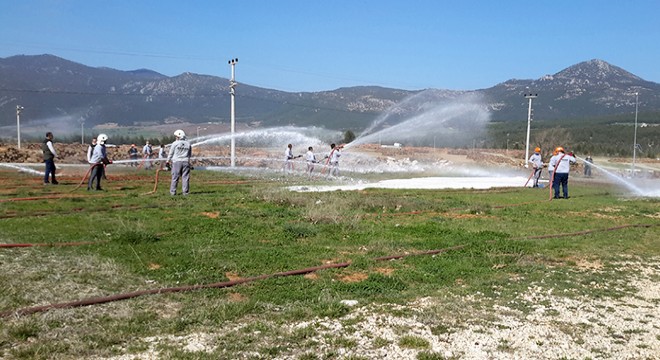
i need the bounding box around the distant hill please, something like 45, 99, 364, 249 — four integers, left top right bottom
482, 59, 660, 121
1, 55, 659, 131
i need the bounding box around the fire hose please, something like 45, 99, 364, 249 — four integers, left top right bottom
70, 163, 103, 192
548, 153, 566, 201
523, 169, 535, 187
0, 241, 105, 249
0, 244, 464, 318
2, 223, 656, 318
142, 161, 171, 195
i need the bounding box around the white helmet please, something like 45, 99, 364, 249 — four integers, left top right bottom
174, 129, 186, 139
97, 133, 108, 144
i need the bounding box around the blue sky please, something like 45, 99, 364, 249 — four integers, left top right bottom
1, 1, 658, 92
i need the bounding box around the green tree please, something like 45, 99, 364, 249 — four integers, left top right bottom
343, 130, 356, 144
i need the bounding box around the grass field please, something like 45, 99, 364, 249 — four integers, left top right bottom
1, 167, 658, 359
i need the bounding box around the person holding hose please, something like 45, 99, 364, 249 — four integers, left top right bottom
88, 134, 112, 191
323, 143, 342, 178
166, 129, 192, 196
528, 147, 543, 188
305, 146, 317, 178
549, 146, 576, 199
283, 143, 295, 173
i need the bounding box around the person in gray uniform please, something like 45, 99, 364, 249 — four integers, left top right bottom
166, 129, 192, 196
528, 147, 543, 188
88, 134, 111, 191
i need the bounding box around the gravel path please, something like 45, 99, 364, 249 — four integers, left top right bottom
99, 258, 659, 359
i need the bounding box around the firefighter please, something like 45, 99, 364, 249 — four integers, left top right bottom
528, 147, 543, 188
166, 130, 192, 196
88, 134, 112, 191
549, 146, 576, 199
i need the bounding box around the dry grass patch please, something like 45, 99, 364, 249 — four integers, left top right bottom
375, 267, 395, 276
339, 272, 369, 283
304, 273, 319, 280
225, 272, 242, 281
228, 292, 247, 302
200, 211, 220, 218
572, 257, 604, 271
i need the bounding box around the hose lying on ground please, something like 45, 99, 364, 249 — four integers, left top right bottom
0, 241, 105, 249
1, 244, 467, 318
3, 222, 656, 318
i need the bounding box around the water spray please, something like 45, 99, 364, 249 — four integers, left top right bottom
573, 155, 651, 196
346, 93, 490, 150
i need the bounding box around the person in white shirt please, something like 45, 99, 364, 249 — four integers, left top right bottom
324, 143, 342, 178
86, 137, 97, 164
158, 145, 166, 160
549, 146, 576, 199
142, 141, 153, 169
305, 146, 317, 178
528, 147, 543, 188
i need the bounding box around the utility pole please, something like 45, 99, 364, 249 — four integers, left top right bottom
81, 119, 85, 144
632, 92, 639, 176
229, 58, 238, 167
16, 105, 24, 149
523, 93, 537, 168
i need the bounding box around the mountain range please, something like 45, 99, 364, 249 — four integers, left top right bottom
1, 54, 659, 131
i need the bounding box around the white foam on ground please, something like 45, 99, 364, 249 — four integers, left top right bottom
289, 176, 532, 192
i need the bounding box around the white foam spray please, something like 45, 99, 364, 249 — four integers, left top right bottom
575, 156, 659, 197
346, 92, 489, 149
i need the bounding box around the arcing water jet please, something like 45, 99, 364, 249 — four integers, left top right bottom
574, 155, 659, 197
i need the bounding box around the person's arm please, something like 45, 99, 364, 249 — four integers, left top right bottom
167, 143, 175, 162
47, 141, 57, 157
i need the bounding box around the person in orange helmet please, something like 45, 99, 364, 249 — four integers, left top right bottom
528, 147, 543, 188
549, 146, 576, 199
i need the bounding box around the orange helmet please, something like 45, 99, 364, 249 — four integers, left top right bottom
534, 147, 541, 153
555, 146, 564, 153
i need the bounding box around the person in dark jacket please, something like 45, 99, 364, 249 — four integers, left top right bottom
42, 132, 58, 185
128, 144, 139, 166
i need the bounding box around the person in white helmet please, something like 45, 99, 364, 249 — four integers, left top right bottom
88, 134, 112, 191
166, 129, 192, 196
